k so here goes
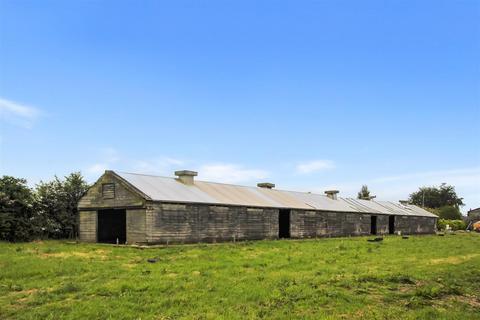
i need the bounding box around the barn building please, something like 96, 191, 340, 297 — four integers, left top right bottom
77, 170, 437, 244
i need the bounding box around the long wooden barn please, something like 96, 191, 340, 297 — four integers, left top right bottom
77, 170, 437, 244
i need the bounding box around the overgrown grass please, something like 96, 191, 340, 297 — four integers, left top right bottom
1, 234, 479, 319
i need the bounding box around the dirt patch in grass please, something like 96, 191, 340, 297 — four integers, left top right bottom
18, 289, 38, 295
450, 295, 480, 308
122, 263, 138, 269
429, 254, 479, 265
13, 288, 38, 298
422, 293, 480, 311
16, 289, 38, 302
8, 288, 40, 305
40, 249, 109, 260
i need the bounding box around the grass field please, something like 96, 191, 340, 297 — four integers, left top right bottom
1, 234, 479, 320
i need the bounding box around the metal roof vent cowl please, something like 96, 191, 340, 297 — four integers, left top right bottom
175, 170, 198, 185
257, 182, 275, 189
324, 190, 339, 200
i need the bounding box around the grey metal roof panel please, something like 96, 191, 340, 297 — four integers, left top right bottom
281, 191, 355, 212
114, 171, 437, 217
116, 172, 219, 204
378, 201, 434, 217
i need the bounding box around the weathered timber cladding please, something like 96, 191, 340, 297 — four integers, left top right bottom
146, 202, 278, 244
78, 173, 144, 210
395, 216, 436, 234
376, 215, 389, 234
126, 209, 146, 244
290, 210, 384, 238
143, 203, 437, 244
79, 210, 96, 242
102, 183, 115, 199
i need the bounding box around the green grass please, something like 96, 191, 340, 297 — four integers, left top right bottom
1, 234, 479, 319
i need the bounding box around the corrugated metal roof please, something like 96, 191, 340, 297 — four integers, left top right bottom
115, 171, 436, 217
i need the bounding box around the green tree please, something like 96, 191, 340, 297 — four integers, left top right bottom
436, 206, 462, 220
357, 185, 371, 200
35, 177, 66, 238
35, 172, 89, 239
409, 183, 464, 209
0, 176, 37, 241
62, 172, 90, 237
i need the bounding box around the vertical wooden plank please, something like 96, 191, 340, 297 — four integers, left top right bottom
79, 211, 97, 242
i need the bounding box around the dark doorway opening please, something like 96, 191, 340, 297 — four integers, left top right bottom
97, 209, 126, 244
389, 216, 395, 234
370, 216, 377, 235
279, 209, 291, 238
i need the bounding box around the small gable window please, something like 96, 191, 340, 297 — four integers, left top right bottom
102, 183, 115, 199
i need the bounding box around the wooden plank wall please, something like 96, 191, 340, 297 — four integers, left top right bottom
145, 202, 278, 244
79, 211, 96, 242
126, 209, 146, 244
290, 210, 435, 238
395, 216, 436, 234
145, 203, 437, 243
376, 215, 389, 234
290, 210, 376, 238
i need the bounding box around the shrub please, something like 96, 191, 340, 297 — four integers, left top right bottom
437, 219, 466, 231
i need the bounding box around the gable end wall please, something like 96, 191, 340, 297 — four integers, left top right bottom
78, 172, 145, 210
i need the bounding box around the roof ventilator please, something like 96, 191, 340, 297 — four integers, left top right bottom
324, 190, 339, 200
175, 170, 198, 185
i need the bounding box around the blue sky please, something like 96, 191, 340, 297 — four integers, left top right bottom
1, 0, 479, 212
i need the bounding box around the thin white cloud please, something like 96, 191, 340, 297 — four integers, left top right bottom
132, 157, 186, 175
371, 167, 480, 184
84, 150, 267, 185
84, 147, 122, 180
85, 147, 187, 180
296, 160, 335, 174
0, 97, 41, 128
199, 163, 269, 184
87, 163, 109, 175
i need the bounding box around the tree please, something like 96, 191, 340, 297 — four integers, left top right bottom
62, 172, 90, 237
409, 183, 464, 209
35, 172, 89, 239
35, 177, 66, 238
357, 185, 371, 200
436, 206, 462, 220
0, 176, 37, 241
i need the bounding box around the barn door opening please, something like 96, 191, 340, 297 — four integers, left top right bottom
97, 209, 126, 244
370, 216, 377, 235
389, 216, 395, 234
279, 209, 291, 238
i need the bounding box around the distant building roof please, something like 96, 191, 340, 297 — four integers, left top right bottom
113, 171, 436, 218
468, 207, 480, 218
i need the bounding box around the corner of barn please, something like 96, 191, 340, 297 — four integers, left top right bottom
78, 171, 149, 244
